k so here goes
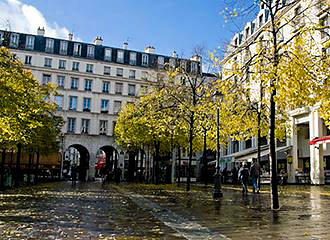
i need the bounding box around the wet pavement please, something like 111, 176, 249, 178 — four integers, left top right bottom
1, 182, 330, 239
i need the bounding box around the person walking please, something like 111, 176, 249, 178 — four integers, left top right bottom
71, 164, 77, 187
250, 158, 261, 193
238, 162, 249, 195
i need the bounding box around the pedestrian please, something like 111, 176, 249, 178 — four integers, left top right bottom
250, 158, 261, 193
222, 166, 227, 184
114, 167, 122, 184
71, 164, 77, 187
238, 162, 249, 195
232, 165, 238, 184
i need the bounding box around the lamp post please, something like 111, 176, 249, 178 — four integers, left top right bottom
59, 133, 65, 180
213, 107, 223, 199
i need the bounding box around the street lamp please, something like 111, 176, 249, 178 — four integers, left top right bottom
213, 107, 223, 198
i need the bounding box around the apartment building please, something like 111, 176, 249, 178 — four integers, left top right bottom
220, 0, 330, 184
0, 27, 202, 181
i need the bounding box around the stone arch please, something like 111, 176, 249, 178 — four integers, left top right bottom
99, 145, 119, 171
66, 144, 90, 181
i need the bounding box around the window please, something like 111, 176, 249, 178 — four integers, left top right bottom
86, 64, 93, 73
84, 79, 92, 91
72, 61, 80, 71
10, 33, 19, 47
81, 119, 90, 134
101, 99, 109, 112
67, 118, 76, 133
83, 97, 91, 111
104, 48, 112, 61
116, 68, 123, 77
44, 58, 52, 67
60, 41, 68, 55
191, 62, 198, 72
87, 45, 95, 58
115, 83, 123, 94
114, 101, 122, 114
112, 121, 117, 136
42, 74, 51, 85
180, 60, 187, 70
104, 66, 111, 75
71, 77, 79, 89
140, 85, 148, 95
259, 14, 263, 27
321, 15, 330, 39
59, 60, 66, 69
142, 54, 149, 66
25, 55, 32, 65
45, 38, 54, 53
0, 32, 3, 45
158, 56, 164, 67
25, 35, 34, 50
117, 50, 124, 63
69, 96, 77, 110
141, 71, 148, 80
129, 70, 136, 79
128, 84, 136, 96
129, 52, 137, 65
73, 43, 82, 56
169, 58, 176, 68
102, 81, 110, 93
99, 120, 108, 135
56, 95, 63, 111
57, 75, 65, 88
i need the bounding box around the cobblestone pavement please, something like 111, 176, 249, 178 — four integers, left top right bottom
1, 182, 330, 239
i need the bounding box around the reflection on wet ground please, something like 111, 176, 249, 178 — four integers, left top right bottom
1, 182, 330, 239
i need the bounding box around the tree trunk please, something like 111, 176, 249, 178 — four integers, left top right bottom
15, 144, 22, 187
270, 88, 279, 210
27, 149, 33, 185
1, 149, 6, 190
187, 113, 195, 192
257, 111, 262, 190
177, 147, 181, 185
35, 151, 40, 184
203, 128, 208, 186
139, 149, 144, 182
154, 141, 160, 185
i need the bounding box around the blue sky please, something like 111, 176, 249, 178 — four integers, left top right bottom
1, 0, 257, 59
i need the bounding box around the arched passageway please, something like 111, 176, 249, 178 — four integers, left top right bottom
64, 144, 90, 182
99, 146, 119, 171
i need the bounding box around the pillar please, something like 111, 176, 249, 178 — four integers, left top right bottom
310, 110, 325, 185
288, 117, 299, 183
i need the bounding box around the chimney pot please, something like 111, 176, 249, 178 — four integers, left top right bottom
144, 46, 155, 54
172, 51, 178, 58
68, 33, 73, 41
94, 36, 103, 45
123, 42, 128, 49
37, 27, 45, 36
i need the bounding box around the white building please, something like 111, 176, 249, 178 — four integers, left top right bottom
0, 27, 202, 181
221, 0, 330, 184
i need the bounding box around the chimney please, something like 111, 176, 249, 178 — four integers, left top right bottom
94, 36, 103, 45
190, 54, 201, 62
123, 42, 128, 49
144, 46, 155, 54
37, 27, 45, 36
172, 51, 178, 58
68, 33, 73, 41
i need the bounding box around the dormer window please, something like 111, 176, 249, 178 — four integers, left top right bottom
259, 14, 263, 27
191, 62, 198, 72
158, 56, 164, 68
60, 41, 68, 55
261, 3, 265, 9
87, 45, 95, 58
73, 43, 82, 56
25, 35, 35, 50
142, 54, 149, 66
169, 58, 176, 67
45, 38, 54, 53
104, 48, 112, 61
129, 52, 137, 65
245, 27, 250, 38
117, 50, 124, 63
10, 33, 19, 48
234, 38, 238, 47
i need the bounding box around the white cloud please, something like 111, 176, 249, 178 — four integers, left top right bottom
0, 0, 79, 40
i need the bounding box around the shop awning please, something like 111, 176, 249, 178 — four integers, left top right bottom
208, 145, 292, 165
309, 136, 330, 145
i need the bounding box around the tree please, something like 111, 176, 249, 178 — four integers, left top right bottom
0, 47, 59, 187
219, 0, 328, 209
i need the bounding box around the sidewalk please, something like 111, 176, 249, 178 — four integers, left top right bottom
1, 181, 330, 239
